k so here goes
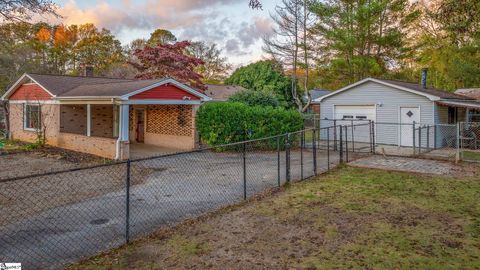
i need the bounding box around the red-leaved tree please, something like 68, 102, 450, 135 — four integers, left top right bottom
131, 40, 206, 90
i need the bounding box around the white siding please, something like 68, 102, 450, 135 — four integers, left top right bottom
320, 81, 435, 145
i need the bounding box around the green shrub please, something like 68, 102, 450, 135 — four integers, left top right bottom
228, 89, 280, 107
196, 102, 303, 146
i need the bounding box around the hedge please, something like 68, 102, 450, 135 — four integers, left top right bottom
196, 102, 304, 146
228, 89, 280, 107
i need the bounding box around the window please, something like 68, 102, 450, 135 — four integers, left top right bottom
342, 115, 354, 119
24, 104, 41, 131
470, 109, 480, 122
448, 107, 457, 124
356, 116, 367, 120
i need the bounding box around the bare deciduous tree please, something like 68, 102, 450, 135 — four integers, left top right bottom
0, 0, 59, 22
263, 0, 313, 112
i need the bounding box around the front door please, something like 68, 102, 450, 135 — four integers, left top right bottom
136, 109, 145, 143
400, 107, 420, 146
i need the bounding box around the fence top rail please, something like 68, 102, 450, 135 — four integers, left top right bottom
0, 126, 331, 183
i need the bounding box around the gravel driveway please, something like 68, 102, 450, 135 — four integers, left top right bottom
0, 148, 340, 270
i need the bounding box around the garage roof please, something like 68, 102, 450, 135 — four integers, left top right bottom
315, 78, 473, 102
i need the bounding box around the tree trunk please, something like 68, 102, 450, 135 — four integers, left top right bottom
302, 0, 311, 113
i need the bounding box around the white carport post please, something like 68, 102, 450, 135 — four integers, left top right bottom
115, 104, 130, 160
120, 104, 129, 141
86, 104, 91, 136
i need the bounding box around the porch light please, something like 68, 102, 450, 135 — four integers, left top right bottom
183, 96, 191, 100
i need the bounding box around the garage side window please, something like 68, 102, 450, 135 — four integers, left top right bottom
24, 104, 41, 131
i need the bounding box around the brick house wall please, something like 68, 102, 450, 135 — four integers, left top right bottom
91, 105, 115, 138
129, 104, 198, 150
60, 105, 87, 135
9, 103, 117, 159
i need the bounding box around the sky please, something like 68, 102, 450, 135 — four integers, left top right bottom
48, 0, 281, 67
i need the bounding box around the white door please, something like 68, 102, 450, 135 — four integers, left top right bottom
400, 107, 420, 146
334, 105, 376, 142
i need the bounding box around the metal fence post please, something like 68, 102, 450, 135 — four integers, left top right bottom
369, 120, 373, 153
243, 142, 247, 199
344, 125, 349, 162
285, 133, 291, 183
456, 122, 461, 163
427, 125, 430, 150
418, 125, 422, 154
313, 129, 317, 175
371, 121, 376, 154
277, 136, 280, 187
125, 159, 131, 244
412, 121, 416, 155
333, 120, 337, 151
327, 127, 330, 170
339, 126, 344, 163
300, 131, 304, 180
351, 120, 355, 152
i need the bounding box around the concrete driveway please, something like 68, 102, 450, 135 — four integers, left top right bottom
0, 148, 339, 270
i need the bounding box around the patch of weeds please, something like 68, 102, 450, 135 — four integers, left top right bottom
23, 142, 41, 151
167, 235, 208, 258
254, 205, 275, 217
468, 217, 480, 238
324, 224, 338, 240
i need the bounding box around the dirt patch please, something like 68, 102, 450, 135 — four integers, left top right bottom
0, 162, 153, 227
0, 146, 109, 180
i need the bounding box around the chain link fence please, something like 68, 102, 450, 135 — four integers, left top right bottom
0, 127, 349, 270
460, 122, 480, 162
319, 118, 480, 162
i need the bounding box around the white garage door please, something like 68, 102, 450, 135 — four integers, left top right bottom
334, 105, 376, 121
334, 105, 376, 143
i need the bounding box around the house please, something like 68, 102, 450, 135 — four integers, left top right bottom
304, 89, 330, 114
455, 88, 480, 122
315, 77, 480, 147
204, 84, 246, 101
1, 73, 212, 159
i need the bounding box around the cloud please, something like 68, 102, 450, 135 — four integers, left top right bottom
237, 16, 274, 47
45, 0, 275, 65
56, 0, 241, 32
225, 38, 241, 53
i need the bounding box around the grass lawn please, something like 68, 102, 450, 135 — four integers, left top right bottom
463, 151, 480, 162
69, 166, 480, 269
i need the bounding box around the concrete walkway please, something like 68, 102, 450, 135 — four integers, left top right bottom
349, 155, 456, 175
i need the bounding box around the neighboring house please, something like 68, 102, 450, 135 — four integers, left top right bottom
304, 89, 330, 114
204, 84, 246, 101
455, 88, 480, 122
1, 73, 211, 159
315, 77, 479, 147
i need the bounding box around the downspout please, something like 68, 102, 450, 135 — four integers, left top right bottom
114, 98, 122, 160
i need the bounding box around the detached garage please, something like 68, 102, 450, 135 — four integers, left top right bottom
316, 77, 476, 148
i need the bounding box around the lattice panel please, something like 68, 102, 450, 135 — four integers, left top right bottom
146, 105, 192, 136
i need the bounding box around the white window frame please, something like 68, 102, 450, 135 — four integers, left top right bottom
23, 103, 41, 132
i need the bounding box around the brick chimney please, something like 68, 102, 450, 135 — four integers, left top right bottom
84, 65, 94, 77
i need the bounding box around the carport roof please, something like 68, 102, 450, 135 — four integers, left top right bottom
436, 100, 480, 109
